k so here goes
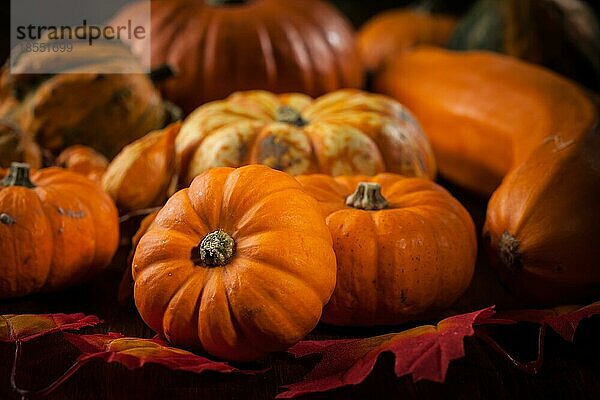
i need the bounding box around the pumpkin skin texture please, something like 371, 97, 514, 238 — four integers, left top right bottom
0, 41, 168, 158
177, 89, 435, 186
0, 163, 119, 298
132, 165, 336, 361
110, 0, 363, 114
296, 174, 477, 326
357, 10, 457, 73
377, 47, 600, 304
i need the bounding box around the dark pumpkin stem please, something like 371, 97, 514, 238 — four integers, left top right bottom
192, 230, 235, 267
276, 106, 308, 127
1, 162, 35, 188
499, 231, 522, 271
149, 64, 176, 83
346, 182, 388, 210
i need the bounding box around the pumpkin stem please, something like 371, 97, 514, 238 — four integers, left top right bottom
346, 182, 388, 210
499, 231, 522, 271
192, 230, 236, 267
1, 162, 35, 188
276, 106, 308, 127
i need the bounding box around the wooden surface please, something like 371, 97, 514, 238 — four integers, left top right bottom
1, 181, 599, 400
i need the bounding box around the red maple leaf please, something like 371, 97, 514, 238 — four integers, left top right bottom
64, 332, 264, 375
494, 301, 600, 342
278, 307, 495, 398
0, 313, 101, 343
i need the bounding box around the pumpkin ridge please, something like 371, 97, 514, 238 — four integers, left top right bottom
3, 189, 52, 295
29, 184, 57, 292
254, 19, 277, 88
36, 184, 95, 289
301, 9, 347, 90
203, 10, 226, 103
161, 272, 204, 346
211, 267, 261, 359
223, 258, 319, 352
274, 9, 315, 93
229, 187, 310, 237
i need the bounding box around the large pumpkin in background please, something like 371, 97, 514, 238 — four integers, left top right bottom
176, 89, 436, 186
110, 0, 363, 114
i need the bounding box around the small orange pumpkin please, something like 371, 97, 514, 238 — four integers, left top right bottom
56, 145, 109, 184
103, 123, 180, 212
132, 165, 336, 361
296, 174, 477, 326
0, 163, 119, 298
357, 10, 457, 73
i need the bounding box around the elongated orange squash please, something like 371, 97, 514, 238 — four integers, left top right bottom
377, 47, 600, 304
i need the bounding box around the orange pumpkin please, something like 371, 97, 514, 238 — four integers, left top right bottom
56, 145, 109, 184
296, 174, 477, 326
357, 10, 457, 73
177, 89, 435, 186
132, 165, 336, 361
376, 47, 600, 304
0, 163, 119, 298
110, 0, 363, 114
103, 123, 180, 212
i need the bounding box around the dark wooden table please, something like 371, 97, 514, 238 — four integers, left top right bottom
1, 181, 599, 400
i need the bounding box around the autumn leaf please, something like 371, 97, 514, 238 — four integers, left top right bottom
277, 307, 495, 399
0, 313, 101, 343
494, 301, 600, 342
63, 332, 263, 375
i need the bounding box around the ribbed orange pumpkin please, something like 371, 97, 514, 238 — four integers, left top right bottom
177, 89, 435, 186
296, 174, 477, 326
111, 0, 363, 114
132, 165, 336, 361
0, 163, 119, 298
376, 47, 600, 304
